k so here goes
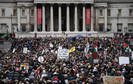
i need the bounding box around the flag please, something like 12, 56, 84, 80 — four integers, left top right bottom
93, 42, 98, 58
94, 42, 97, 52
104, 49, 107, 61
69, 47, 75, 53
84, 42, 89, 55
124, 42, 130, 52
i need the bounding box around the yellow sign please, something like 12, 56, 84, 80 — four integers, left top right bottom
104, 76, 123, 84
69, 47, 75, 53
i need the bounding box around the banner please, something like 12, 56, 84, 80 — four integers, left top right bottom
37, 8, 42, 24
58, 49, 69, 59
104, 76, 123, 84
69, 47, 75, 53
119, 57, 129, 65
86, 9, 90, 24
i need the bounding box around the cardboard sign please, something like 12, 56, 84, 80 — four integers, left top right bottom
58, 49, 69, 59
23, 47, 28, 54
104, 76, 123, 84
119, 57, 129, 65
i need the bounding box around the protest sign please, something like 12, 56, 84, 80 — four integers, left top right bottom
104, 76, 123, 84
89, 38, 94, 41
119, 57, 129, 65
93, 59, 99, 63
132, 51, 133, 60
58, 49, 69, 59
38, 56, 44, 63
23, 47, 27, 54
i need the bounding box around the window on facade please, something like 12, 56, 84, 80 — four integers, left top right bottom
31, 24, 34, 32
13, 9, 17, 16
107, 24, 111, 31
99, 24, 104, 31
128, 24, 133, 32
99, 10, 103, 16
117, 24, 122, 32
118, 9, 121, 16
1, 24, 6, 33
107, 9, 111, 16
31, 9, 34, 16
21, 24, 26, 32
2, 9, 5, 16
129, 9, 133, 16
22, 9, 25, 16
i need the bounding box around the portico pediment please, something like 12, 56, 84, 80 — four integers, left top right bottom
34, 0, 94, 4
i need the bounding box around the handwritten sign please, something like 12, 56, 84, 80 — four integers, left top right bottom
58, 49, 69, 59
119, 57, 129, 65
104, 76, 123, 84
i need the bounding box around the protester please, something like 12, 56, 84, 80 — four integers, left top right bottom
0, 33, 133, 84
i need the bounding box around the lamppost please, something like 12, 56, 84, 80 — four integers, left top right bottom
11, 14, 13, 33
117, 14, 119, 32
6, 25, 9, 40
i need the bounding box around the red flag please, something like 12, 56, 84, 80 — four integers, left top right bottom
124, 42, 127, 48
86, 9, 90, 24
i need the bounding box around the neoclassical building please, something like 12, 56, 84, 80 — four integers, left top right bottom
0, 0, 133, 37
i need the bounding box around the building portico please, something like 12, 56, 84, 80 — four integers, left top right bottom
32, 0, 95, 33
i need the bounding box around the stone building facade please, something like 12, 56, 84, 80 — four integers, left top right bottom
0, 0, 133, 37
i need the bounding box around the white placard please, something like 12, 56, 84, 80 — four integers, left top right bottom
119, 57, 130, 65
57, 49, 69, 59
23, 47, 27, 54
38, 56, 44, 63
132, 51, 133, 60
93, 59, 99, 63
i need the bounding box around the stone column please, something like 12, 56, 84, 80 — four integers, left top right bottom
66, 4, 70, 32
83, 4, 86, 32
34, 4, 37, 32
42, 4, 45, 32
50, 4, 54, 32
91, 5, 94, 31
17, 7, 21, 32
95, 8, 98, 31
74, 4, 78, 32
58, 4, 61, 31
27, 6, 30, 32
104, 7, 107, 32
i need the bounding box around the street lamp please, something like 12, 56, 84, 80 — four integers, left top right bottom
11, 14, 13, 33
6, 25, 9, 40
117, 14, 119, 32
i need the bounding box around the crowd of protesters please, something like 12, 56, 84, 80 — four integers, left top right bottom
0, 33, 133, 84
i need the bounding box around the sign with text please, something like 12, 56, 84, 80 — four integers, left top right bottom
23, 47, 27, 54
104, 76, 123, 84
58, 49, 69, 59
119, 57, 129, 65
